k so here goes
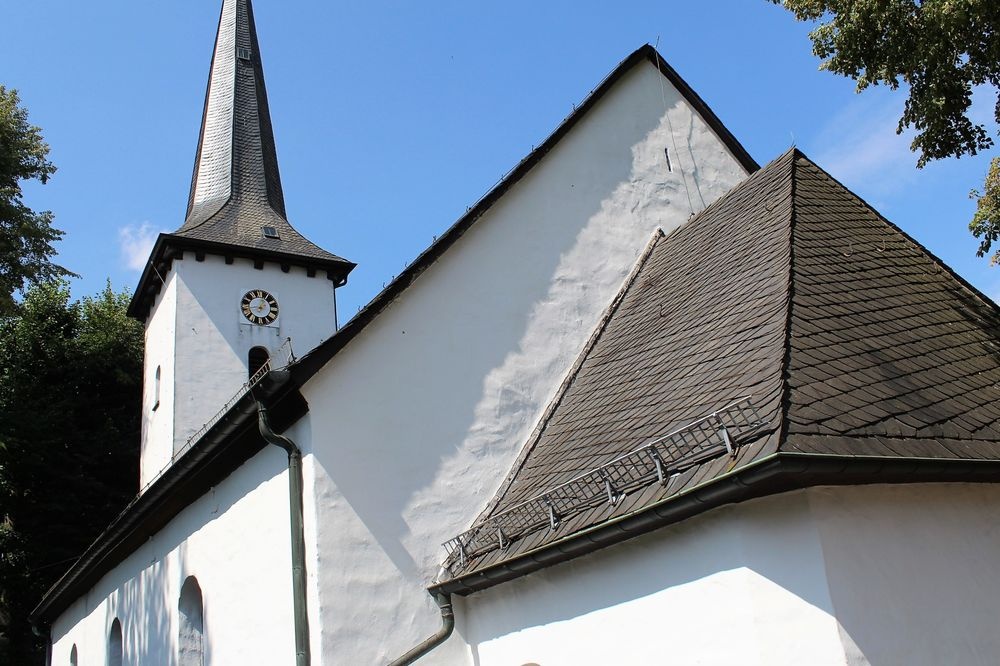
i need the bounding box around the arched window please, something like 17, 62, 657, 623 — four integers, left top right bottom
108, 618, 123, 666
152, 365, 161, 411
70, 644, 78, 666
248, 347, 269, 379
178, 576, 205, 666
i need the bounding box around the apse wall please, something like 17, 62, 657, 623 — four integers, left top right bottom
460, 484, 1000, 666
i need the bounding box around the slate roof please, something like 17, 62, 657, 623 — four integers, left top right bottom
128, 0, 353, 320
437, 149, 1000, 590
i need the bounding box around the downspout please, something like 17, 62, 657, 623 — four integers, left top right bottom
31, 624, 51, 666
257, 403, 311, 666
386, 591, 454, 666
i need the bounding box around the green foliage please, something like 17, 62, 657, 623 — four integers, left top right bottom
970, 156, 1000, 261
0, 281, 141, 665
0, 86, 74, 316
772, 0, 1000, 259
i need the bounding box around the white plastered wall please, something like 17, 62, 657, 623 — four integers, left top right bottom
464, 489, 846, 666
811, 483, 1000, 665
50, 448, 296, 666
297, 59, 750, 664
141, 273, 178, 487
463, 484, 1000, 666
139, 254, 337, 488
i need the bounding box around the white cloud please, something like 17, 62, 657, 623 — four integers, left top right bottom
118, 222, 164, 271
809, 84, 998, 208
810, 92, 917, 203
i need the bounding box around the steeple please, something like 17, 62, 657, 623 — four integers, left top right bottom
127, 0, 353, 321
182, 0, 285, 234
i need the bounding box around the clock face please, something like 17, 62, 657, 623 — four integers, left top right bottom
241, 289, 279, 326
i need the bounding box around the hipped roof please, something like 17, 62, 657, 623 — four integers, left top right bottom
438, 149, 1000, 592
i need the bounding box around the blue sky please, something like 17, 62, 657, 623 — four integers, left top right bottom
4, 0, 999, 316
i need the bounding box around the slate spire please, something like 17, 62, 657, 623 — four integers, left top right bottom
126, 0, 353, 321
182, 0, 284, 232
170, 0, 353, 267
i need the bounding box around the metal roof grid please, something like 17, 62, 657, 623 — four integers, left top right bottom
443, 396, 766, 570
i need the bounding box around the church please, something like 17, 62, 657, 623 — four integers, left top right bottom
31, 1, 1000, 664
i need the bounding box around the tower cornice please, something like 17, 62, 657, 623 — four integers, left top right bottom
127, 234, 354, 320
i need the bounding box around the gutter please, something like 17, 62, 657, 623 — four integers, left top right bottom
257, 402, 312, 666
386, 592, 454, 666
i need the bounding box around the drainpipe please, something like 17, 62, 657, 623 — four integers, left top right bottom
31, 624, 51, 666
257, 402, 311, 666
386, 592, 454, 666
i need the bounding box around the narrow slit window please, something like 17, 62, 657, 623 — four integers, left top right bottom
153, 365, 161, 411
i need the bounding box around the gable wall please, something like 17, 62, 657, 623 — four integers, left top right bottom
296, 59, 750, 663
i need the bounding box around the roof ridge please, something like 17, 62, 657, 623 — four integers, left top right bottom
448, 156, 796, 569
434, 147, 1000, 593
774, 149, 799, 453
780, 151, 1000, 449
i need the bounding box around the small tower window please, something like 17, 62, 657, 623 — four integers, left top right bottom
249, 347, 270, 379
70, 645, 78, 666
237, 47, 252, 61
152, 365, 161, 411
261, 226, 279, 239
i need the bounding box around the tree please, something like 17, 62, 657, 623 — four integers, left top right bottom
0, 282, 141, 665
0, 86, 73, 316
771, 0, 1000, 259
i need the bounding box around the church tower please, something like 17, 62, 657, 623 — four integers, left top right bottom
127, 0, 354, 488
